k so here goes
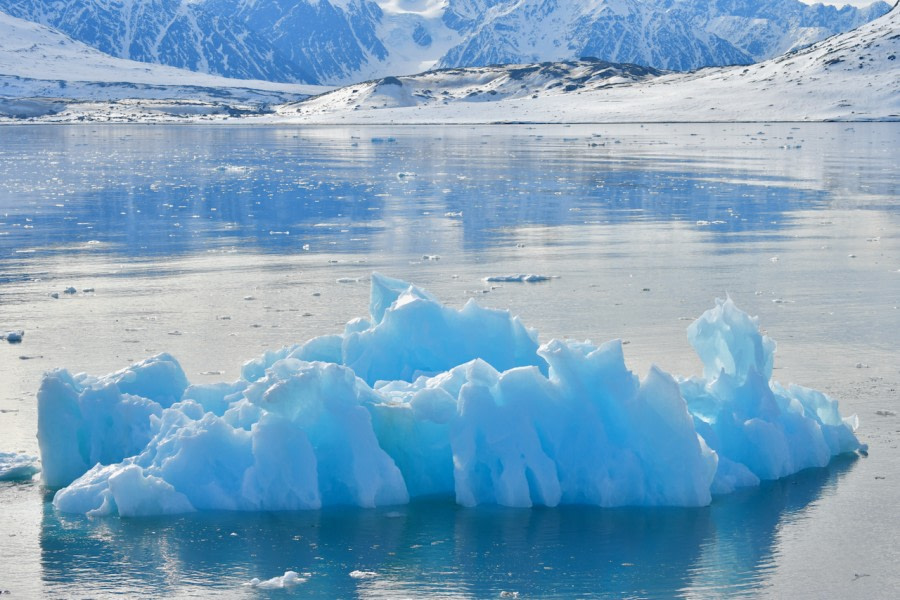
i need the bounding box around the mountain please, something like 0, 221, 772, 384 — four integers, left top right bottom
658, 0, 893, 61
0, 0, 386, 84
281, 58, 664, 117
275, 4, 900, 123
439, 0, 753, 71
0, 0, 891, 85
0, 11, 324, 120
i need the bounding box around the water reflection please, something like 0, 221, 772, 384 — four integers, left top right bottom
7, 124, 895, 276
39, 455, 857, 598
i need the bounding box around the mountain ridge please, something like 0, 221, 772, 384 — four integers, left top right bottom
0, 0, 890, 85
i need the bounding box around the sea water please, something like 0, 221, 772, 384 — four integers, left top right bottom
0, 123, 898, 598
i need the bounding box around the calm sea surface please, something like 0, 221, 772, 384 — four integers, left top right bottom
0, 123, 898, 598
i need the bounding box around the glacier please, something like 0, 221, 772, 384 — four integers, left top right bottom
39, 274, 865, 517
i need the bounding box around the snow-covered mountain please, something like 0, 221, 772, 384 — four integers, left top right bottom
275, 3, 900, 123
0, 11, 324, 120
281, 58, 663, 117
438, 0, 752, 71
0, 0, 387, 84
658, 0, 893, 61
0, 0, 890, 85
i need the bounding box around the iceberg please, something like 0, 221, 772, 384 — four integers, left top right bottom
39, 274, 865, 517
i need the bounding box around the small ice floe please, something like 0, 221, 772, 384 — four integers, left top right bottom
0, 452, 40, 481
349, 570, 378, 580
484, 274, 556, 283
2, 330, 24, 343
396, 172, 416, 179
444, 211, 463, 217
245, 571, 307, 589
63, 287, 77, 295
855, 363, 869, 369
499, 592, 520, 599
269, 230, 290, 235
83, 288, 95, 293
49, 292, 59, 299
769, 256, 779, 263
422, 255, 440, 261
875, 410, 896, 417
848, 254, 856, 258
217, 316, 232, 321
337, 277, 362, 284
243, 296, 255, 301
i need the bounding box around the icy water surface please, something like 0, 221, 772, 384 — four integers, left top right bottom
1, 123, 898, 598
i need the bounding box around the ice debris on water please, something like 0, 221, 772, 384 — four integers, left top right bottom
245, 571, 307, 589
483, 274, 556, 283
38, 274, 865, 517
349, 570, 378, 579
0, 452, 40, 481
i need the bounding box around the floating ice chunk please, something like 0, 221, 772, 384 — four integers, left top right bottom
2, 330, 23, 343
64, 287, 76, 294
483, 274, 556, 283
39, 277, 865, 516
349, 570, 378, 579
0, 452, 40, 481
245, 571, 307, 589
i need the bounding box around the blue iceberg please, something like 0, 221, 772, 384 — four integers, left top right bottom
39, 274, 865, 517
